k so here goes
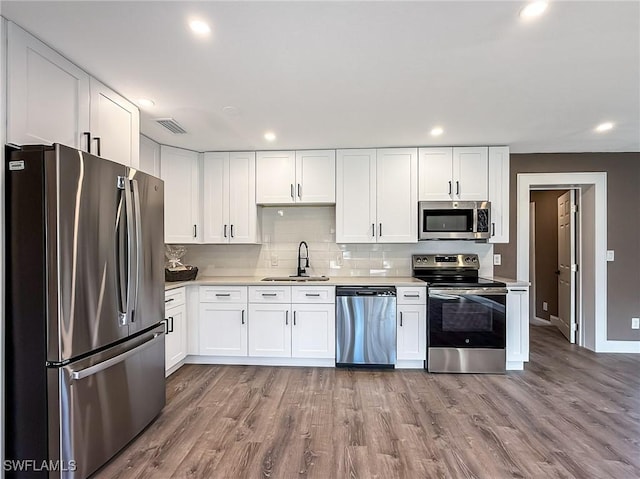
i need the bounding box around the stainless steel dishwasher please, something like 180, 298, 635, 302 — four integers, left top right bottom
336, 286, 397, 368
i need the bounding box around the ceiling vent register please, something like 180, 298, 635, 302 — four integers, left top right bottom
154, 118, 187, 134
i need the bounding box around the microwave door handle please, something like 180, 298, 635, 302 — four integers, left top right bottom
131, 179, 143, 320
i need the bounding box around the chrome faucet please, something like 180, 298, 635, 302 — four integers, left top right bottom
297, 241, 309, 277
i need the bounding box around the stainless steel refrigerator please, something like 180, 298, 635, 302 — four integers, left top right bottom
5, 144, 166, 478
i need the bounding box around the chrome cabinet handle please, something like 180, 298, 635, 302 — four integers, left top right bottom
215, 293, 231, 297
403, 294, 420, 298
400, 311, 403, 327
305, 293, 320, 297
241, 309, 245, 325
164, 298, 175, 303
193, 225, 197, 238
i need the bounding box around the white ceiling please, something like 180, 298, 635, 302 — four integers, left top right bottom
2, 1, 639, 153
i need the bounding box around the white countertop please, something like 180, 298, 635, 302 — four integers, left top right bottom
166, 275, 530, 290
166, 275, 426, 290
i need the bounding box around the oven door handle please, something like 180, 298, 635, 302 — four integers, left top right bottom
429, 288, 508, 296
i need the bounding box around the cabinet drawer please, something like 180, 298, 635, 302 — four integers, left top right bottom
396, 287, 426, 305
200, 286, 248, 303
164, 287, 186, 308
249, 286, 291, 303
291, 286, 335, 303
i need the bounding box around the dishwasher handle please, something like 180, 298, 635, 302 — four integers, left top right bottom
336, 286, 396, 297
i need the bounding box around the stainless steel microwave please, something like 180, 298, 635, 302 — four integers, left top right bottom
418, 201, 491, 240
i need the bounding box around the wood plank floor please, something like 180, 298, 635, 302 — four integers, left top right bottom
95, 325, 640, 478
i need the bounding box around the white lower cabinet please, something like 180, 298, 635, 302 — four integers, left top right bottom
396, 287, 427, 363
291, 303, 336, 359
248, 303, 292, 357
199, 304, 247, 356
165, 288, 187, 375
198, 286, 248, 356
506, 286, 530, 369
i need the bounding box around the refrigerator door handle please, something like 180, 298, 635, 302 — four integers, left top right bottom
70, 331, 163, 380
123, 178, 135, 325
131, 179, 143, 320
115, 180, 127, 323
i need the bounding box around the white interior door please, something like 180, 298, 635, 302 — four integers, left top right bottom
555, 190, 576, 342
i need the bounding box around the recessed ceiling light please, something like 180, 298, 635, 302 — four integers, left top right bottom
189, 19, 211, 36
595, 122, 614, 133
431, 127, 444, 136
520, 1, 548, 19
137, 98, 155, 108
264, 132, 276, 142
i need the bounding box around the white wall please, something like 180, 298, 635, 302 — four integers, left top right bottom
183, 206, 495, 278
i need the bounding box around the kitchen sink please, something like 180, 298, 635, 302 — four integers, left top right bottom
261, 276, 330, 282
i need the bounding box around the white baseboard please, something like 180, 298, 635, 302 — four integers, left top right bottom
396, 360, 425, 369
185, 355, 336, 367
595, 341, 640, 353
506, 361, 524, 371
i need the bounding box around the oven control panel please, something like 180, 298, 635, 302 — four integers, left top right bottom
412, 254, 479, 270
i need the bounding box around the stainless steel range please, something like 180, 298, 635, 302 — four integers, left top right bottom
412, 254, 507, 373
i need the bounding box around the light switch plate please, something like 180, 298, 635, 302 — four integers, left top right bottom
493, 254, 502, 266
632, 317, 640, 330
607, 250, 615, 261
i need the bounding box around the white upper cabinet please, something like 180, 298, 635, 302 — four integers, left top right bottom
6, 22, 140, 167
376, 148, 418, 243
203, 152, 258, 244
336, 149, 377, 243
336, 148, 417, 244
419, 146, 488, 201
89, 78, 139, 168
488, 146, 510, 243
256, 150, 335, 204
139, 135, 161, 177
295, 150, 336, 203
255, 151, 296, 204
161, 146, 201, 244
7, 21, 90, 149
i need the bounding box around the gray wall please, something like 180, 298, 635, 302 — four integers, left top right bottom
530, 190, 567, 321
494, 153, 640, 341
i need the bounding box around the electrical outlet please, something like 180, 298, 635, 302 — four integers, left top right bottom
270, 254, 278, 267
607, 250, 615, 261
632, 317, 640, 330
336, 253, 343, 267
493, 254, 501, 266
543, 302, 548, 312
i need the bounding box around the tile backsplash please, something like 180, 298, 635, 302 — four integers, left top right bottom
181, 206, 495, 278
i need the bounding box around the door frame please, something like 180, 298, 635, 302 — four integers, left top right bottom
517, 172, 637, 353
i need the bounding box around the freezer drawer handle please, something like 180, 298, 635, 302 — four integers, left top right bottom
70, 333, 163, 380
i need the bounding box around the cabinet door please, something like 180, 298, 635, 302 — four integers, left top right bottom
228, 152, 258, 243
291, 304, 335, 359
89, 78, 140, 168
139, 135, 161, 176
488, 146, 510, 243
199, 303, 247, 356
248, 304, 292, 357
336, 149, 377, 243
453, 147, 488, 201
165, 303, 187, 373
397, 305, 426, 361
295, 150, 336, 204
255, 151, 296, 204
376, 148, 418, 243
7, 22, 90, 149
418, 147, 453, 200
203, 152, 229, 243
161, 146, 201, 243
506, 288, 529, 363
